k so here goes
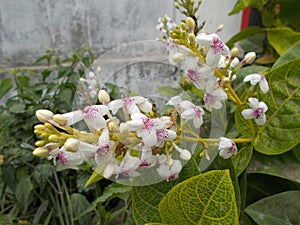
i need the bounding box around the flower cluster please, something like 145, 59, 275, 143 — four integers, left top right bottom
32, 16, 270, 184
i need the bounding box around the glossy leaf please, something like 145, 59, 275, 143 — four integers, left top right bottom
254, 59, 300, 154
273, 40, 300, 68
267, 27, 300, 56
226, 26, 264, 48
229, 0, 267, 15
245, 191, 300, 225
0, 78, 13, 99
247, 144, 300, 183
158, 170, 239, 225
232, 144, 253, 176
132, 150, 201, 225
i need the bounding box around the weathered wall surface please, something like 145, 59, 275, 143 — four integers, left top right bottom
0, 0, 241, 68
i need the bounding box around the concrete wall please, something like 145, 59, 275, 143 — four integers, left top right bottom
0, 0, 241, 68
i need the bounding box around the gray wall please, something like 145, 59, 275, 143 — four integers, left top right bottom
0, 0, 241, 68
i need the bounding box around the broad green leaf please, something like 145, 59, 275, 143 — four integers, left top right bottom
226, 26, 264, 48
132, 149, 201, 225
70, 193, 92, 225
157, 86, 182, 97
232, 144, 253, 176
267, 27, 300, 56
158, 170, 239, 225
247, 144, 300, 183
0, 78, 13, 99
75, 183, 131, 220
15, 177, 33, 213
245, 191, 300, 225
229, 0, 267, 15
273, 40, 300, 68
254, 59, 300, 154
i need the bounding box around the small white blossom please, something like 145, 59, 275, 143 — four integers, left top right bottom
204, 79, 227, 111
156, 155, 182, 182
180, 100, 204, 128
218, 137, 238, 159
244, 73, 269, 93
242, 98, 268, 126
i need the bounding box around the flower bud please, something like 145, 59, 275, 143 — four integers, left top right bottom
222, 77, 230, 84
64, 138, 79, 152
230, 47, 239, 58
48, 134, 60, 143
172, 52, 185, 64
35, 140, 47, 147
168, 157, 174, 167
188, 33, 196, 45
36, 109, 53, 123
243, 52, 256, 64
33, 147, 49, 157
216, 24, 224, 32
98, 90, 110, 104
120, 123, 130, 134
53, 114, 67, 126
186, 17, 195, 31
180, 149, 191, 160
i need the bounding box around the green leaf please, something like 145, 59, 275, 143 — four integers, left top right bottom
226, 26, 264, 48
245, 191, 300, 225
157, 86, 182, 97
132, 149, 201, 225
84, 169, 103, 188
32, 200, 49, 225
247, 144, 300, 183
158, 170, 239, 225
254, 59, 300, 154
75, 183, 131, 220
273, 40, 300, 68
70, 193, 92, 225
0, 78, 13, 99
229, 0, 267, 15
267, 27, 300, 56
232, 144, 253, 176
15, 177, 33, 213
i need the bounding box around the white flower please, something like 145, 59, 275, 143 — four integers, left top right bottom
204, 79, 227, 111
184, 65, 212, 90
156, 155, 182, 182
49, 147, 84, 169
180, 100, 204, 128
156, 16, 176, 34
244, 73, 269, 93
115, 152, 141, 178
138, 146, 157, 168
218, 137, 238, 159
196, 33, 230, 67
155, 128, 177, 147
241, 97, 268, 126
108, 96, 152, 115
127, 113, 164, 147
167, 95, 183, 107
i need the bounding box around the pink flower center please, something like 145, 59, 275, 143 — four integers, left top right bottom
156, 129, 168, 142
253, 107, 265, 119
83, 106, 99, 119
187, 69, 201, 82
204, 93, 215, 104
229, 142, 237, 153
212, 37, 224, 54
96, 143, 110, 156
57, 152, 67, 164
139, 159, 151, 168
123, 98, 133, 106
192, 105, 202, 118
142, 117, 155, 132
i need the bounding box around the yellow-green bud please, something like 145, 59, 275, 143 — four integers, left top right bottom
48, 134, 60, 143
180, 22, 186, 31
35, 140, 47, 147
64, 138, 79, 152
216, 24, 224, 32
186, 17, 195, 31
222, 77, 230, 84
36, 109, 53, 123
33, 147, 49, 157
188, 33, 196, 44
34, 124, 46, 130
168, 157, 174, 167
230, 47, 239, 58
98, 89, 110, 104
174, 2, 180, 9
53, 114, 67, 126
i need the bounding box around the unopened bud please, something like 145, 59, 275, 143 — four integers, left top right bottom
33, 147, 49, 157
64, 138, 79, 152
98, 90, 110, 104
36, 109, 53, 123
48, 134, 60, 143
230, 47, 239, 58
35, 140, 47, 147
120, 123, 130, 134
186, 17, 195, 32
53, 114, 67, 126
174, 2, 180, 9
168, 157, 174, 167
188, 33, 196, 45
180, 149, 192, 160
172, 52, 185, 64
243, 52, 256, 64
222, 77, 230, 84
180, 22, 186, 31
103, 164, 114, 179
34, 124, 45, 131
216, 24, 224, 32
